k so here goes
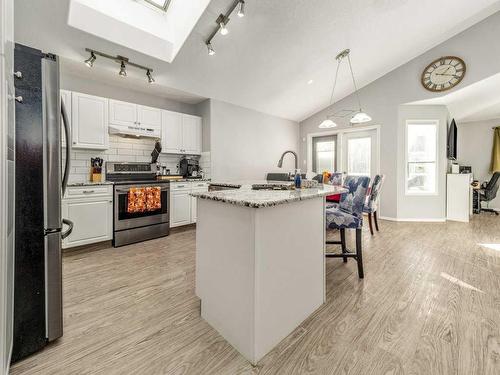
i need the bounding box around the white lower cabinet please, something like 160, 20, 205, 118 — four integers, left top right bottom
62, 186, 113, 249
170, 182, 208, 227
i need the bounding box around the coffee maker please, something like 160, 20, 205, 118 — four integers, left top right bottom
179, 158, 201, 179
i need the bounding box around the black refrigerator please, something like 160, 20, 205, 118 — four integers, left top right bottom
12, 44, 73, 362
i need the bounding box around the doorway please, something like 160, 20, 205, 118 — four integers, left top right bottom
308, 126, 379, 178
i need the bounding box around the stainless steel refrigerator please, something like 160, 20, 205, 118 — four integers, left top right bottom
12, 44, 73, 362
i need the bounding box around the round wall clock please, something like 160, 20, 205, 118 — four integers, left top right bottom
421, 56, 466, 92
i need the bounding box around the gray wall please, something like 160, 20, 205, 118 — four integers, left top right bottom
195, 99, 211, 152
299, 11, 500, 219
457, 118, 500, 210
209, 99, 299, 181
61, 73, 199, 115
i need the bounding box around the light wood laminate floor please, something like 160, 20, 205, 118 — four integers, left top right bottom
11, 216, 500, 375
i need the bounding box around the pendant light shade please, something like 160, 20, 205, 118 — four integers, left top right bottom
319, 119, 337, 128
350, 112, 372, 124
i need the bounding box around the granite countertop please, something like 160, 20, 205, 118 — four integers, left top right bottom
191, 180, 347, 208
67, 181, 114, 187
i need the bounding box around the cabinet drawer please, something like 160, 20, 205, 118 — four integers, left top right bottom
170, 182, 191, 191
65, 185, 113, 198
191, 182, 209, 189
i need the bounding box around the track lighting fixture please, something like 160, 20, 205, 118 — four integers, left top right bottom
204, 0, 249, 56
237, 0, 245, 17
146, 69, 155, 84
84, 51, 96, 68
84, 48, 154, 84
119, 61, 127, 77
207, 43, 216, 56
219, 18, 229, 35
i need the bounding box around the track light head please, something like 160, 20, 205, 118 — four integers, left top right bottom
237, 0, 245, 17
219, 18, 229, 35
84, 52, 96, 68
207, 43, 215, 56
119, 61, 127, 77
146, 69, 155, 84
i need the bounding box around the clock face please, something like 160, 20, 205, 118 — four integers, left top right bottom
421, 56, 466, 92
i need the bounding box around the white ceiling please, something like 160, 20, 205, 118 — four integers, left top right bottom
411, 73, 500, 123
14, 0, 500, 121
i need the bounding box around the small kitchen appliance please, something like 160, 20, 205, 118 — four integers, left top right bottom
179, 158, 201, 179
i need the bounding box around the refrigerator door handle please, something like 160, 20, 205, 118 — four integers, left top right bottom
61, 99, 71, 197
61, 218, 73, 239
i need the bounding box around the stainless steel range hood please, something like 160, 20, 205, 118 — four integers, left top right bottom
108, 123, 161, 138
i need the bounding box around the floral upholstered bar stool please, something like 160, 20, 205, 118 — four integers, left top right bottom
363, 174, 385, 235
325, 175, 371, 278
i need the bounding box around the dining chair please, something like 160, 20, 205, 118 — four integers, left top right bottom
325, 175, 371, 278
363, 174, 385, 235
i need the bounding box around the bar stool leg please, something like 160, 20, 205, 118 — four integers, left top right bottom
367, 213, 374, 235
340, 228, 347, 263
355, 228, 364, 278
374, 211, 380, 232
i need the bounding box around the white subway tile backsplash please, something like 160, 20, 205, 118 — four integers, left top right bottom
67, 134, 203, 183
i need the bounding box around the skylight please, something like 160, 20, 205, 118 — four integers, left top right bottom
142, 0, 170, 12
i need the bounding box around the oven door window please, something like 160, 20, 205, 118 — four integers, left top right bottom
117, 190, 168, 220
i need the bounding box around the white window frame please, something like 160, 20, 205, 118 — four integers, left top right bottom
405, 119, 439, 196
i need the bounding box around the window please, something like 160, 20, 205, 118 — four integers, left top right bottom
312, 135, 336, 173
141, 0, 170, 11
347, 137, 371, 176
406, 120, 438, 195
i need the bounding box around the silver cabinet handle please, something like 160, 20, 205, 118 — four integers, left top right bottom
15, 96, 23, 103
177, 185, 186, 188
83, 190, 95, 194
14, 71, 23, 79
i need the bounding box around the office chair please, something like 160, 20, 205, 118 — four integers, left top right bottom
479, 172, 500, 215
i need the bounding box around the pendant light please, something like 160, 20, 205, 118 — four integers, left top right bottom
345, 50, 372, 124
318, 50, 345, 129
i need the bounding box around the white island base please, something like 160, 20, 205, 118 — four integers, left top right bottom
195, 197, 325, 364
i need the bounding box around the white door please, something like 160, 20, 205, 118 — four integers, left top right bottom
161, 110, 183, 154
62, 198, 113, 248
72, 92, 109, 149
191, 184, 209, 223
182, 115, 202, 155
170, 189, 191, 227
137, 105, 162, 130
109, 99, 137, 127
341, 129, 378, 178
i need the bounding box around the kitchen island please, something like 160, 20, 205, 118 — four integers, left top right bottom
192, 182, 346, 364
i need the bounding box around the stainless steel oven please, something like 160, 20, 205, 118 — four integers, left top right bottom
106, 162, 170, 247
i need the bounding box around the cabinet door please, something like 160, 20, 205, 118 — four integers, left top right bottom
190, 186, 208, 223
161, 110, 183, 154
137, 105, 162, 129
62, 198, 113, 248
72, 92, 109, 149
60, 90, 71, 147
182, 115, 202, 155
170, 190, 191, 227
109, 99, 137, 127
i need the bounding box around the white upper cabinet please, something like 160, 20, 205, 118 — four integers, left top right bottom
71, 92, 109, 150
137, 105, 162, 129
109, 99, 137, 127
182, 115, 202, 154
161, 111, 202, 155
161, 110, 183, 154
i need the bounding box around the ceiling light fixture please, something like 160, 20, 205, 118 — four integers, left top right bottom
84, 51, 96, 68
207, 42, 215, 56
118, 61, 127, 77
318, 49, 371, 128
237, 0, 245, 17
345, 50, 372, 124
205, 0, 248, 56
146, 69, 155, 84
219, 18, 229, 35
84, 49, 154, 84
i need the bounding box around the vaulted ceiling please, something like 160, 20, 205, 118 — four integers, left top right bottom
14, 0, 500, 121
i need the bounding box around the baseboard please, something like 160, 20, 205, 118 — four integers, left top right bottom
379, 216, 446, 223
